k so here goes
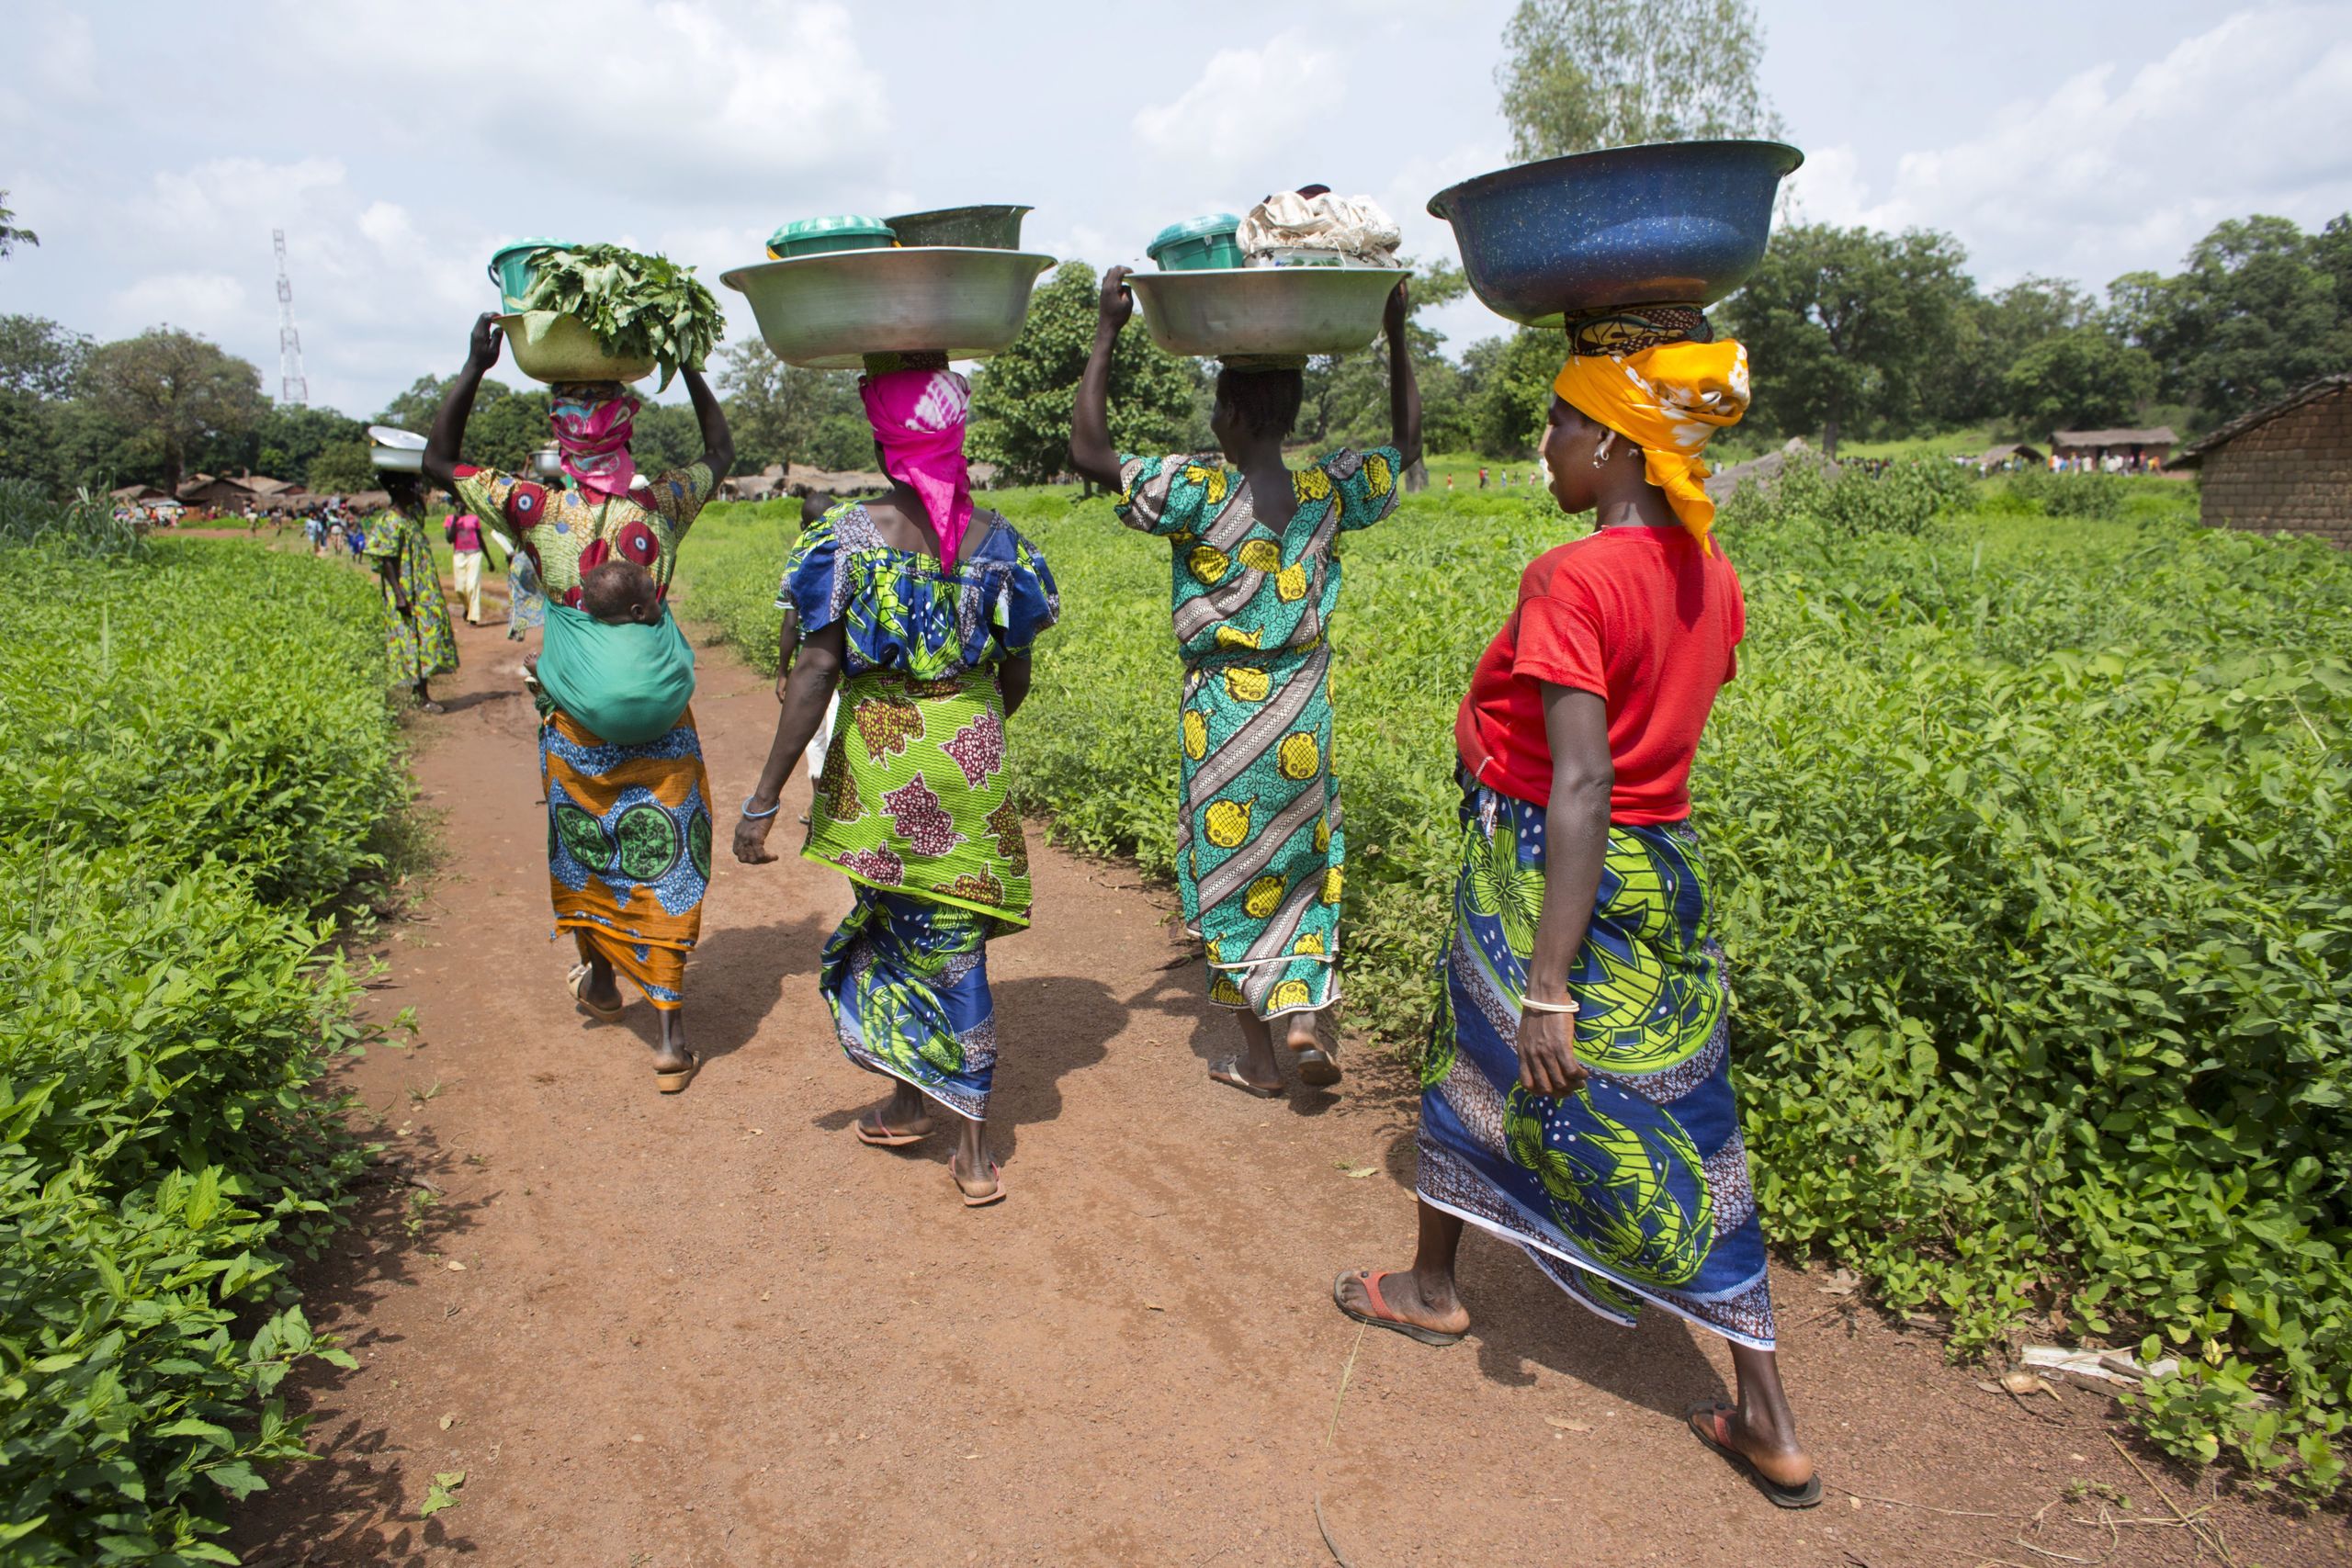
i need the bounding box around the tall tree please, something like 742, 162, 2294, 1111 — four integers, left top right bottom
968, 262, 1201, 486
78, 328, 264, 491
1717, 222, 1973, 453
0, 192, 34, 259
1299, 259, 1469, 453
0, 316, 94, 489
713, 340, 865, 475
1497, 0, 1779, 162
2001, 328, 2158, 437
2110, 214, 2351, 420
376, 375, 552, 475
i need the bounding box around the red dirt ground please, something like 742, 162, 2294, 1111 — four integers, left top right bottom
231, 613, 2345, 1568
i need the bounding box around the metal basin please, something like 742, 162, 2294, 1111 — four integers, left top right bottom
1125, 266, 1405, 358
1428, 140, 1803, 327
496, 311, 656, 385
721, 248, 1055, 369
885, 205, 1032, 250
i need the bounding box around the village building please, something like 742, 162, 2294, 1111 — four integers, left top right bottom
2049, 425, 2176, 469
1977, 442, 2045, 472
2167, 373, 2352, 547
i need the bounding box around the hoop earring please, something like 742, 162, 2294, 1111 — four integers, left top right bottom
1591, 432, 1616, 468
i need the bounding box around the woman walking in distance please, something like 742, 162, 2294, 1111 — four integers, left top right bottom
734, 358, 1058, 1206
1331, 309, 1816, 1506
1069, 266, 1419, 1099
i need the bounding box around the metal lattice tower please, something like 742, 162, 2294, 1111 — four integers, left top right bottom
273, 229, 309, 405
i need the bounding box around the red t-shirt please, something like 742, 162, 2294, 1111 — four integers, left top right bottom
1454, 526, 1744, 821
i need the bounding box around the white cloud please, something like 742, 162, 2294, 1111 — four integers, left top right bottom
1132, 29, 1338, 164
114, 272, 248, 326
1785, 6, 2352, 288
0, 10, 95, 120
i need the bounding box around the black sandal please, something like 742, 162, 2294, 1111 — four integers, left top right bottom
1687, 1403, 1821, 1508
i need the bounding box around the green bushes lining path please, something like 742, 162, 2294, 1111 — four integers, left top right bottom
676, 472, 2352, 1495
0, 542, 402, 1563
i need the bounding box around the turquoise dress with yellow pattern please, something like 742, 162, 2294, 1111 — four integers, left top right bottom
1115, 446, 1400, 1020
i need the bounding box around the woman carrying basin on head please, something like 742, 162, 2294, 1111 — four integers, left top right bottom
363, 471, 460, 713
733, 355, 1059, 1209
1330, 307, 1816, 1506
423, 311, 735, 1094
1069, 266, 1419, 1100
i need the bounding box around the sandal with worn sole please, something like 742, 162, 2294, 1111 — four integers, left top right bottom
655, 1049, 699, 1095
854, 1113, 931, 1147
1294, 1044, 1341, 1087
568, 963, 624, 1022
953, 1158, 1006, 1208
1209, 1057, 1283, 1100
1332, 1269, 1466, 1347
1687, 1402, 1822, 1508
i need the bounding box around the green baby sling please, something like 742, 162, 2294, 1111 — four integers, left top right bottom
536, 604, 696, 744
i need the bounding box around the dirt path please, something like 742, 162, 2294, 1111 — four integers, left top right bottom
232, 614, 2336, 1568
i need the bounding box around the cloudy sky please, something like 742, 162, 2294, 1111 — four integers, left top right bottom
4, 0, 2347, 416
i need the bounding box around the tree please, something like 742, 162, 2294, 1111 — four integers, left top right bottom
2001, 328, 2158, 437
246, 403, 365, 480
0, 316, 95, 489
0, 192, 34, 259
713, 340, 865, 474
1717, 223, 1974, 454
1299, 259, 1470, 456
1935, 276, 2098, 427
2110, 214, 2352, 421
1498, 0, 1779, 163
631, 401, 704, 474
968, 262, 1201, 485
1463, 328, 1568, 457
307, 440, 378, 495
79, 328, 264, 491
375, 376, 552, 475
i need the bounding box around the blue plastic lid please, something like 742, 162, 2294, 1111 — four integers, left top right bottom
767, 215, 896, 250
1148, 213, 1241, 257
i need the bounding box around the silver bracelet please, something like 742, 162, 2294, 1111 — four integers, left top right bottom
741, 795, 782, 820
1520, 995, 1579, 1015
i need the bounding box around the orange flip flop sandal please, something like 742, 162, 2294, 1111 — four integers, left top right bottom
1332, 1269, 1465, 1347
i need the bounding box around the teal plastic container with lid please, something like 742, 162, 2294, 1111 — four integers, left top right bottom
766, 216, 898, 261
488, 238, 572, 310
1148, 214, 1245, 272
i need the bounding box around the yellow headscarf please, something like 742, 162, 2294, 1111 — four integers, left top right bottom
1552, 338, 1750, 554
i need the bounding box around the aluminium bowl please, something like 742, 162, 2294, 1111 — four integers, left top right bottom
721, 247, 1056, 368
884, 205, 1033, 250
1125, 265, 1407, 358
1428, 139, 1804, 326
495, 311, 657, 385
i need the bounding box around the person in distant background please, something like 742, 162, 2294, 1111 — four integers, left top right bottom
364, 472, 460, 712
447, 505, 491, 624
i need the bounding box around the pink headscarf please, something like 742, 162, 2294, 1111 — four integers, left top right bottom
549, 382, 642, 502
861, 367, 975, 569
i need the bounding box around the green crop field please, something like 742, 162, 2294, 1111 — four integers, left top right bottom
0, 495, 405, 1563
677, 463, 2352, 1495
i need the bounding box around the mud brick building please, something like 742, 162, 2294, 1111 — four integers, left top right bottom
2170, 374, 2352, 547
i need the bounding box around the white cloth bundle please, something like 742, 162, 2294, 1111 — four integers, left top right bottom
1237, 192, 1404, 266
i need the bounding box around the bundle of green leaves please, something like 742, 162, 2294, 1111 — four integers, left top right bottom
519, 243, 725, 391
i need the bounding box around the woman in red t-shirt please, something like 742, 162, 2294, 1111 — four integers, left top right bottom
1332, 310, 1818, 1506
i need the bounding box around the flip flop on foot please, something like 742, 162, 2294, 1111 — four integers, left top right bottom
1331, 1269, 1466, 1347
854, 1111, 933, 1147
952, 1156, 1005, 1207
1686, 1402, 1821, 1508
1209, 1057, 1283, 1099
1294, 1044, 1341, 1088
655, 1049, 699, 1095
567, 963, 624, 1022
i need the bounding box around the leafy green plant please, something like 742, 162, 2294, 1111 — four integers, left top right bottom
679, 468, 2352, 1496
2009, 464, 2127, 519
0, 478, 147, 558
519, 244, 725, 392
0, 536, 398, 1562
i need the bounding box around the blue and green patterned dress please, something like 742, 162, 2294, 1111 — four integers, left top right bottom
1115, 446, 1401, 1020
1416, 773, 1776, 1349
778, 503, 1060, 1121
361, 509, 458, 685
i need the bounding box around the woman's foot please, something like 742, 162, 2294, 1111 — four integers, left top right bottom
1332, 1268, 1471, 1343
568, 961, 625, 1021
855, 1105, 936, 1145
950, 1149, 1003, 1205
1687, 1403, 1818, 1506
1209, 1057, 1283, 1098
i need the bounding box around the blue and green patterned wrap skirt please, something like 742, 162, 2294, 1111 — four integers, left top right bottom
1416, 771, 1776, 1350
821, 890, 997, 1123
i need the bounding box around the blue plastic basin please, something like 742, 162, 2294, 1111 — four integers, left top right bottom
1428, 140, 1803, 326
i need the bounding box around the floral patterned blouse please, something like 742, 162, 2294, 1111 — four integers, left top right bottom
451, 461, 715, 610
1114, 446, 1401, 662
778, 502, 1060, 682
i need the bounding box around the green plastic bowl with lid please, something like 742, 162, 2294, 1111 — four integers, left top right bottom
766, 216, 899, 261
1148, 214, 1245, 272
488, 239, 572, 310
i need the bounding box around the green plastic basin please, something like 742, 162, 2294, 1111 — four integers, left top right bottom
766, 216, 897, 261
1148, 214, 1245, 272
488, 239, 571, 311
